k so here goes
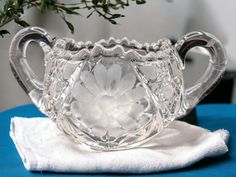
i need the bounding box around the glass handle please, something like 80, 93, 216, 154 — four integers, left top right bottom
9, 27, 53, 113
175, 31, 227, 112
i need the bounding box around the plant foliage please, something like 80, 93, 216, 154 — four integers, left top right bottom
0, 0, 146, 37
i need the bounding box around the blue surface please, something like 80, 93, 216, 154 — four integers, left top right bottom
0, 104, 235, 177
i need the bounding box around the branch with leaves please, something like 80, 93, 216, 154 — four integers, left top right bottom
0, 0, 146, 37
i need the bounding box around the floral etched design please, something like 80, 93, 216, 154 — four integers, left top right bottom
70, 59, 150, 137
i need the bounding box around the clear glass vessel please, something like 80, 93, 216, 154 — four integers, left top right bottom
9, 27, 226, 150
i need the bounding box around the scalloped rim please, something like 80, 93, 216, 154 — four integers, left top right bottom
51, 37, 176, 62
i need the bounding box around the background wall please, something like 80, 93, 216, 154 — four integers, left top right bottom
0, 0, 236, 110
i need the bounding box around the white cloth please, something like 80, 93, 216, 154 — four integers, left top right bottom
10, 117, 229, 174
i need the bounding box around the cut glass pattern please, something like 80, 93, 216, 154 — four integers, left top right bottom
42, 37, 184, 150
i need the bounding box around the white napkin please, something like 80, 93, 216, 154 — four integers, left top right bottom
10, 117, 229, 174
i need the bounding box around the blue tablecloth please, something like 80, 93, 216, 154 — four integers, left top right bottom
0, 104, 235, 177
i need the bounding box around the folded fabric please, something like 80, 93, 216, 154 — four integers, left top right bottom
10, 117, 229, 174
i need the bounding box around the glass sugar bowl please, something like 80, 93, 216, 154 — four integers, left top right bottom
9, 27, 226, 150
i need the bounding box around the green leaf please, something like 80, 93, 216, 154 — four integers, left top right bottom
0, 30, 10, 37
64, 20, 74, 34
109, 19, 117, 24
4, 0, 16, 17
135, 0, 146, 5
17, 7, 24, 14
111, 14, 125, 19
92, 0, 99, 5
40, 0, 57, 11
17, 0, 24, 6
59, 6, 80, 15
14, 18, 30, 27
102, 4, 109, 13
